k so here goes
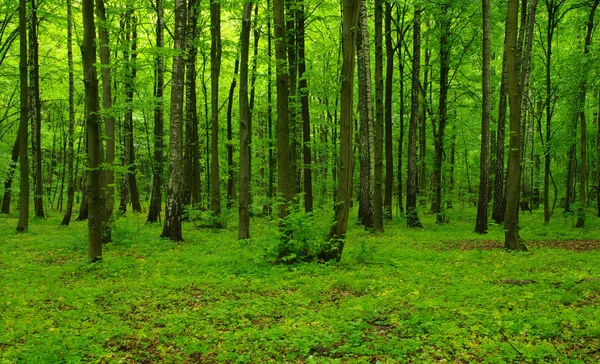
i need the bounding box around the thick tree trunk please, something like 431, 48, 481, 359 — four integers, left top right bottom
406, 8, 423, 228
82, 0, 103, 261
475, 0, 491, 234
61, 0, 75, 226
383, 1, 393, 220
161, 0, 186, 241
432, 4, 450, 225
298, 0, 313, 213
16, 0, 29, 232
210, 0, 222, 217
319, 0, 359, 262
29, 0, 44, 219
356, 0, 374, 228
238, 2, 252, 239
147, 0, 165, 223
504, 0, 525, 251
373, 0, 384, 232
226, 58, 240, 209
183, 0, 200, 207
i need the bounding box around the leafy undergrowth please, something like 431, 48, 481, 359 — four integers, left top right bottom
1, 207, 599, 363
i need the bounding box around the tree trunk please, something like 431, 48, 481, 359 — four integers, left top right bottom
286, 0, 299, 194
16, 0, 29, 232
356, 0, 374, 229
147, 0, 165, 223
61, 0, 75, 226
504, 0, 526, 251
264, 0, 274, 216
597, 91, 600, 217
319, 0, 359, 262
29, 0, 44, 219
226, 58, 240, 209
492, 40, 508, 224
210, 0, 222, 217
383, 0, 393, 220
396, 5, 407, 216
183, 0, 200, 208
373, 0, 384, 232
238, 2, 252, 239
81, 0, 103, 261
161, 0, 186, 241
475, 0, 491, 234
432, 4, 450, 225
298, 0, 313, 213
575, 0, 598, 227
406, 8, 423, 228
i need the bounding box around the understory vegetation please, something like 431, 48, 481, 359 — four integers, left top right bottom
1, 208, 599, 363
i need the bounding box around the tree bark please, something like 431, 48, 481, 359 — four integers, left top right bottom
492, 40, 508, 224
16, 0, 29, 232
238, 2, 252, 239
61, 0, 75, 226
504, 0, 526, 251
373, 0, 384, 232
475, 0, 491, 234
29, 0, 44, 219
383, 0, 393, 220
319, 0, 359, 262
147, 0, 165, 223
406, 8, 423, 228
161, 0, 187, 241
210, 0, 222, 217
298, 0, 313, 213
81, 0, 103, 261
226, 58, 239, 209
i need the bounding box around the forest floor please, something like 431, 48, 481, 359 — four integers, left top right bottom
1, 205, 600, 363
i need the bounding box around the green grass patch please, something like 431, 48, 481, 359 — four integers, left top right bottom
1, 207, 599, 362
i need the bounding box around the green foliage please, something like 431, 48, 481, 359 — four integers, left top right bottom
1, 209, 600, 362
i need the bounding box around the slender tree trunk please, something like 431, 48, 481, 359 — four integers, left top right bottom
406, 8, 423, 228
543, 0, 557, 224
96, 0, 115, 240
82, 0, 103, 261
16, 0, 29, 232
29, 0, 44, 219
147, 0, 165, 223
226, 58, 239, 209
383, 0, 393, 220
504, 0, 525, 251
76, 123, 88, 221
396, 6, 407, 216
298, 0, 313, 213
264, 0, 274, 216
575, 0, 598, 227
432, 4, 450, 224
475, 0, 491, 234
239, 2, 252, 239
373, 0, 384, 232
492, 42, 508, 224
597, 91, 600, 217
356, 0, 374, 228
61, 0, 75, 226
161, 0, 186, 241
183, 0, 200, 207
210, 0, 222, 217
286, 0, 299, 194
319, 0, 359, 262
3, 129, 19, 214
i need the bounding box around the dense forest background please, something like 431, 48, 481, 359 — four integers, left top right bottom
1, 0, 599, 261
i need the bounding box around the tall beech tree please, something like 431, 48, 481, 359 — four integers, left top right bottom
161, 0, 186, 241
81, 0, 103, 261
406, 7, 423, 228
475, 0, 491, 234
16, 0, 29, 232
318, 0, 359, 262
147, 0, 165, 224
238, 1, 252, 239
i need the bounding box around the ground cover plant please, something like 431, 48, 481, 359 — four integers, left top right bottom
1, 208, 599, 363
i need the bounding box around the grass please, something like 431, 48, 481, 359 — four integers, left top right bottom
1, 205, 599, 363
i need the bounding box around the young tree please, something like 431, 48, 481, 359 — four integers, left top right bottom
318, 0, 359, 262
60, 0, 75, 227
406, 7, 423, 228
16, 0, 29, 232
238, 1, 252, 239
161, 0, 187, 241
147, 0, 165, 224
210, 0, 222, 217
81, 0, 104, 260
475, 0, 491, 234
